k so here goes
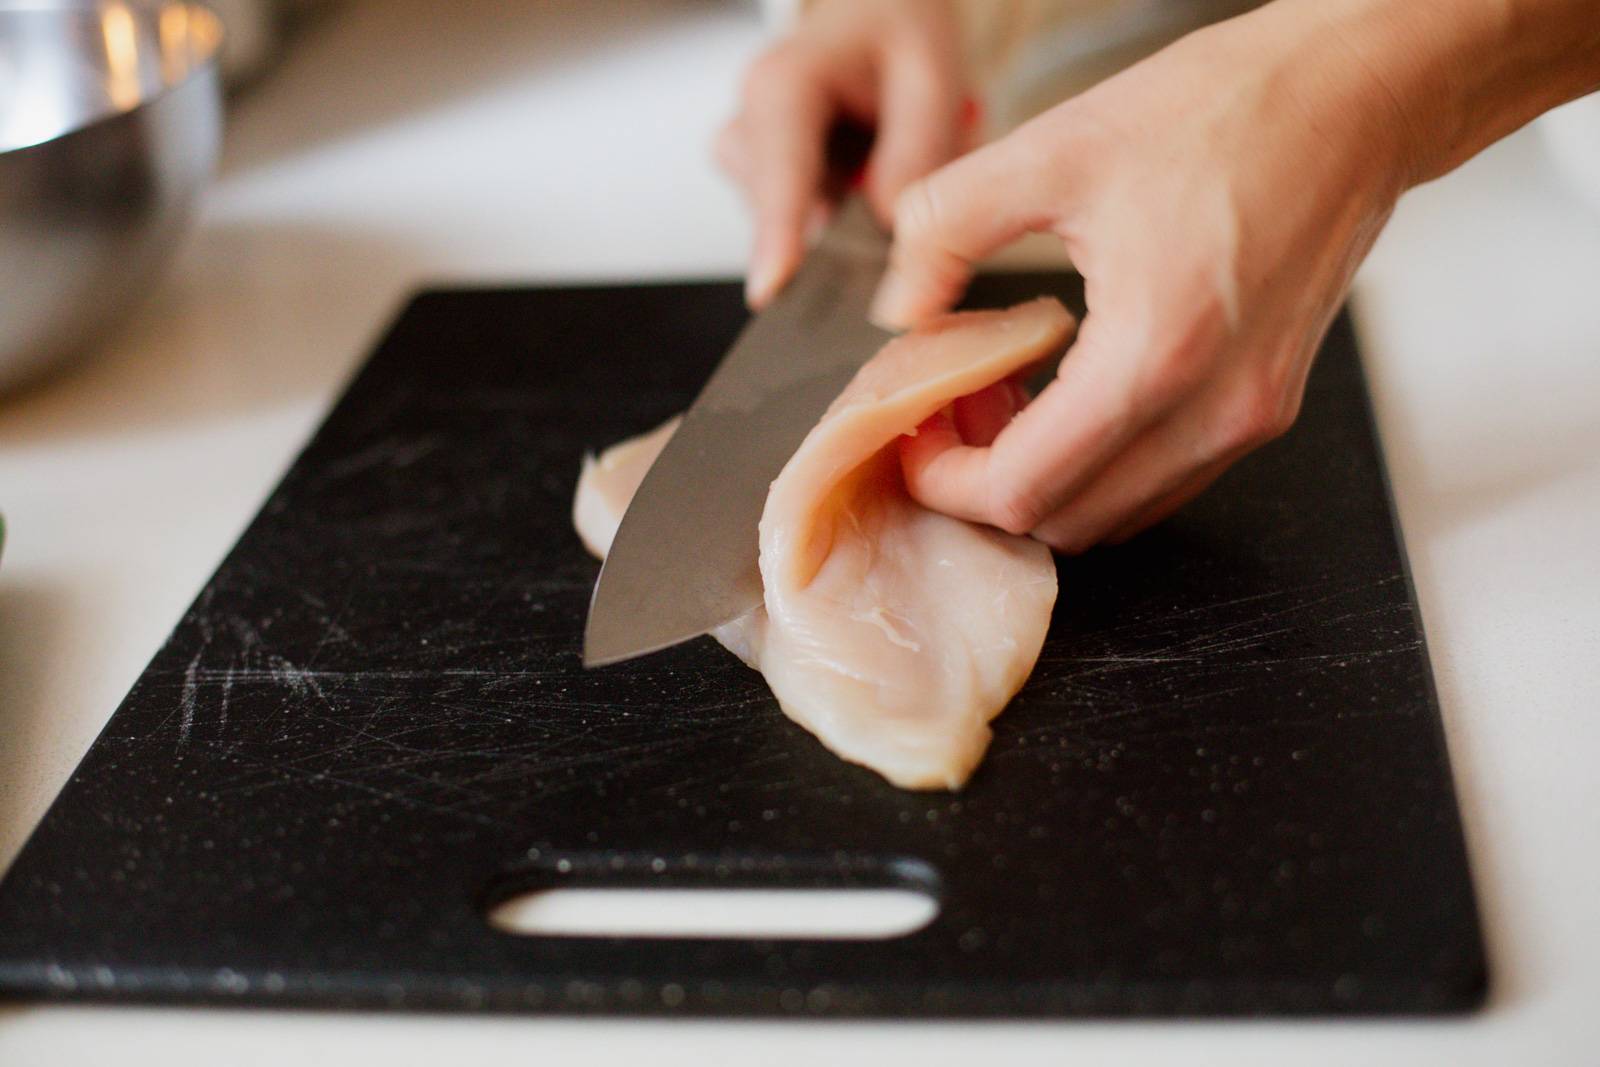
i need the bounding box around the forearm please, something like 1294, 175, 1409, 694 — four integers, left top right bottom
1275, 0, 1600, 187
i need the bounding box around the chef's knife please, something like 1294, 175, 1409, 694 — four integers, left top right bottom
584, 195, 892, 667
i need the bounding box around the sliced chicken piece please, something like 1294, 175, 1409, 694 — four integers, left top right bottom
572, 416, 765, 669
573, 297, 1074, 789
572, 417, 679, 559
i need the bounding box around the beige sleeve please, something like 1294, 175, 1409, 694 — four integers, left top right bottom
953, 1, 1127, 85
757, 1, 1265, 130
755, 0, 1131, 84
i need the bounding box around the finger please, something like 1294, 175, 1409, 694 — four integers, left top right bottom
870, 135, 1052, 328
713, 118, 748, 184
899, 313, 1173, 534
739, 56, 835, 307
899, 406, 964, 498
803, 196, 836, 244
1029, 418, 1202, 554
951, 378, 1028, 447
1103, 459, 1231, 545
863, 46, 964, 227
1029, 403, 1248, 553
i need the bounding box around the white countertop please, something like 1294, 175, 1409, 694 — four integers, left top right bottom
2, 1, 1598, 1062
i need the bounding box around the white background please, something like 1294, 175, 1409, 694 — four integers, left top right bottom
1, 1, 1597, 1062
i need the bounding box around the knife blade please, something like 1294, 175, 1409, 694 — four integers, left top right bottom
584, 195, 892, 667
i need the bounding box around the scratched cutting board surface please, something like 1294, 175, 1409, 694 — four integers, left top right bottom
0, 275, 1484, 1016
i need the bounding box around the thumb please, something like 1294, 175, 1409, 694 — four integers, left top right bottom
870, 134, 1049, 328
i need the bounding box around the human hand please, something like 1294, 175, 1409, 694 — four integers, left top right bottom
716, 0, 970, 307
878, 3, 1419, 553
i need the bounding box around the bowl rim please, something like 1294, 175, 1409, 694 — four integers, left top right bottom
0, 0, 224, 155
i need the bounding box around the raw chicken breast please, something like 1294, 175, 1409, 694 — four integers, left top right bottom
573, 297, 1074, 789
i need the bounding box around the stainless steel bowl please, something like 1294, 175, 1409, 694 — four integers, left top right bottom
0, 1, 222, 391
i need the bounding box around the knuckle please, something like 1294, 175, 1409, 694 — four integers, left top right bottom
1273, 387, 1304, 436
890, 179, 972, 291
743, 46, 809, 98
1026, 101, 1102, 184
1038, 525, 1089, 555
1135, 299, 1230, 405
1217, 379, 1287, 450
986, 477, 1050, 536
886, 44, 948, 95
712, 121, 742, 172
1139, 345, 1204, 409
893, 179, 943, 242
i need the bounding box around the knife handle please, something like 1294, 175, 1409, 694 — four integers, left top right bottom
824, 120, 875, 199
824, 96, 983, 203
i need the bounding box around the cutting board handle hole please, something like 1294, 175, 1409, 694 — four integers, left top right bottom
486, 885, 937, 941
483, 852, 940, 941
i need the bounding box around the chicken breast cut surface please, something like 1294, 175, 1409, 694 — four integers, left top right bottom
573, 297, 1075, 789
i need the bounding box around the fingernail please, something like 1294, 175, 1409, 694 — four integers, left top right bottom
870, 271, 913, 330
746, 254, 780, 308
804, 202, 831, 243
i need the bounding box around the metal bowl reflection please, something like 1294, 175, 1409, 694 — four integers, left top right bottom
0, 1, 223, 391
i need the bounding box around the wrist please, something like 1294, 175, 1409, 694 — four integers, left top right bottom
1264, 0, 1600, 189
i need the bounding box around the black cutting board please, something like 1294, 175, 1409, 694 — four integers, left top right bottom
0, 275, 1485, 1016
